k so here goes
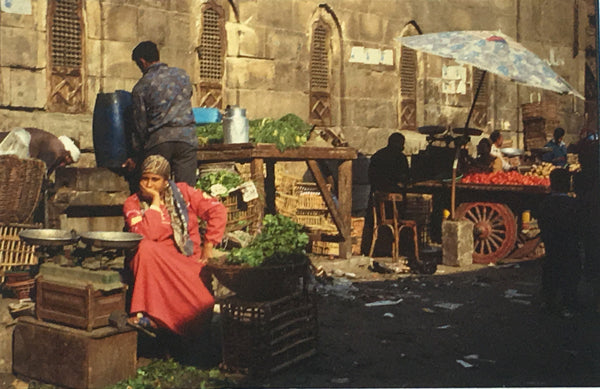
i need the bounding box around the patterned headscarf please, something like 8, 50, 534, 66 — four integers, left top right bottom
139, 155, 193, 256
141, 154, 170, 179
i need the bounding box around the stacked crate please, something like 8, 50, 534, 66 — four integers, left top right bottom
275, 174, 336, 233
219, 291, 318, 376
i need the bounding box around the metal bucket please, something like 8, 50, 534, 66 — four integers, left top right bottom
222, 105, 249, 144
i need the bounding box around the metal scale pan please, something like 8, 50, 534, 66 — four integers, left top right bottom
19, 229, 80, 247
79, 231, 143, 250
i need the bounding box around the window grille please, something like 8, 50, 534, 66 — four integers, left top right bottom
310, 24, 329, 91
50, 0, 82, 68
400, 46, 417, 97
200, 8, 223, 81
48, 0, 84, 113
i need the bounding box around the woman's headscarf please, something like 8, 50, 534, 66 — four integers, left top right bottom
140, 155, 194, 256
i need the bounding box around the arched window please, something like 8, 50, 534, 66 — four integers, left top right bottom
399, 22, 421, 131
309, 20, 331, 126
47, 0, 85, 113
197, 1, 226, 108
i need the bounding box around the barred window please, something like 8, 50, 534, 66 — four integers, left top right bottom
310, 24, 329, 91
47, 0, 85, 113
200, 8, 223, 81
50, 0, 82, 68
400, 46, 417, 97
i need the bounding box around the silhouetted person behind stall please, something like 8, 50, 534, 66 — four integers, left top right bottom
368, 133, 410, 193
361, 133, 410, 256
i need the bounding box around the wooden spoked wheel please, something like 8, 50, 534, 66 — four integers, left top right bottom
455, 202, 517, 264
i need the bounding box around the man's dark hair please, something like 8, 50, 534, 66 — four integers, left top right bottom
132, 41, 159, 63
549, 168, 570, 193
553, 127, 565, 141
388, 132, 405, 149
490, 130, 502, 143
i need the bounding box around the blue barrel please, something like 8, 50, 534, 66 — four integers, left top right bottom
92, 90, 133, 168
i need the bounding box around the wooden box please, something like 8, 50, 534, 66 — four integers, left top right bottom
36, 277, 127, 331
13, 316, 137, 389
219, 291, 318, 376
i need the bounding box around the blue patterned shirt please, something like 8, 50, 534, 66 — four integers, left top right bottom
131, 62, 198, 155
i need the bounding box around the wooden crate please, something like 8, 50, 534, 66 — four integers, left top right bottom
36, 277, 127, 331
222, 192, 259, 233
220, 291, 318, 376
13, 316, 137, 389
0, 223, 39, 282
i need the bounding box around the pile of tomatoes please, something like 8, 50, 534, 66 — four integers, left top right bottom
461, 171, 550, 186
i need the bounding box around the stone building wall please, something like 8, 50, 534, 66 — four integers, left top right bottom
0, 0, 593, 159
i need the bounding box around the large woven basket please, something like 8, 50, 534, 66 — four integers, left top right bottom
0, 155, 45, 224
206, 255, 309, 301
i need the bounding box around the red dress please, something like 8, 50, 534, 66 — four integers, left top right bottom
123, 182, 227, 336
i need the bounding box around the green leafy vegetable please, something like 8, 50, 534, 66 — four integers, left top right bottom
197, 113, 312, 151
106, 358, 234, 389
195, 170, 243, 198
226, 214, 309, 267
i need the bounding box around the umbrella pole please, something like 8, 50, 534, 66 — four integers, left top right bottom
451, 70, 487, 219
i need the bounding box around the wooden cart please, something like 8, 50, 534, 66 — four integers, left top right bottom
411, 180, 550, 264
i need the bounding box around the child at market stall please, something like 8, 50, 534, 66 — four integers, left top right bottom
535, 168, 581, 318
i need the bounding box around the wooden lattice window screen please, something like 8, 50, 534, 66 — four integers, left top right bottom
47, 0, 85, 113
399, 45, 417, 130
471, 67, 489, 128
309, 22, 331, 126
197, 4, 225, 109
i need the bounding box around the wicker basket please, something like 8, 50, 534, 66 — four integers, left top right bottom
222, 192, 259, 233
206, 256, 309, 301
0, 155, 45, 224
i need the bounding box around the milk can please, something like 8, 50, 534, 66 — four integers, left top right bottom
222, 105, 249, 144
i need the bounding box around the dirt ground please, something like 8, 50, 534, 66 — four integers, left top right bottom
4, 254, 600, 388
241, 255, 600, 388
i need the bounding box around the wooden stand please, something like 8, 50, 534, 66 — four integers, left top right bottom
13, 316, 137, 389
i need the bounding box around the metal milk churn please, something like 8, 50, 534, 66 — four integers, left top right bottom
222, 105, 250, 144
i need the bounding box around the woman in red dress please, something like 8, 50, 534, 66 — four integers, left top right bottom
123, 155, 227, 336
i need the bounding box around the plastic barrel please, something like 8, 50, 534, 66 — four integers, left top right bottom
92, 90, 133, 168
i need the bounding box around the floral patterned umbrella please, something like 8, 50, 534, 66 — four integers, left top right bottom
397, 30, 583, 99
397, 31, 584, 219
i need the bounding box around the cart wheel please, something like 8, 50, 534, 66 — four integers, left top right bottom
455, 202, 517, 264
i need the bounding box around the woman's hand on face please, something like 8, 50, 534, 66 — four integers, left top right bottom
140, 182, 161, 205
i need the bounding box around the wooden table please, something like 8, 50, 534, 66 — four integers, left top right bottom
197, 143, 357, 259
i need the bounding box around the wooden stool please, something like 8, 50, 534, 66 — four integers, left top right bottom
369, 191, 420, 262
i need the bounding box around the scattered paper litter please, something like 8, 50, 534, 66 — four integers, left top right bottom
422, 308, 435, 313
504, 289, 532, 298
383, 312, 395, 318
510, 299, 532, 305
456, 359, 474, 368
365, 298, 403, 307
434, 302, 463, 310
436, 324, 451, 329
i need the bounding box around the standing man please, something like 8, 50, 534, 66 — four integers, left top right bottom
542, 127, 568, 166
489, 130, 511, 171
122, 41, 198, 187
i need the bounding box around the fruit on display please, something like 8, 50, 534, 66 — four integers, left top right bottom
461, 171, 550, 186
524, 162, 556, 178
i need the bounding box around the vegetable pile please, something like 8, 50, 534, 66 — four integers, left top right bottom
195, 170, 243, 198
461, 171, 550, 186
196, 113, 312, 151
226, 214, 309, 267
